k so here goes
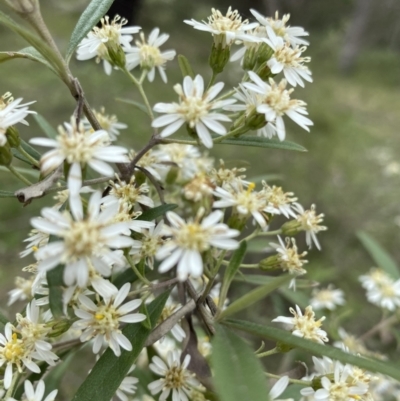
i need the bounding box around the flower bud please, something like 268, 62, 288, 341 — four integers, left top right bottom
47, 318, 72, 338
6, 126, 21, 148
281, 219, 302, 236
259, 254, 281, 271
105, 42, 127, 70
209, 43, 230, 74
0, 141, 13, 166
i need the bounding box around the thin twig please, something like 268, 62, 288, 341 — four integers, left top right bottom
135, 165, 165, 204
144, 299, 196, 346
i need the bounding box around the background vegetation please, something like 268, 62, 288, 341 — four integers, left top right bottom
0, 0, 400, 396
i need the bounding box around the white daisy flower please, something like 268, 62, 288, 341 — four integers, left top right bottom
82, 107, 127, 141
272, 305, 328, 344
152, 74, 235, 149
115, 366, 139, 401
250, 9, 309, 47
292, 203, 327, 250
213, 182, 271, 228
262, 182, 298, 218
16, 300, 58, 366
148, 350, 200, 401
73, 282, 146, 356
8, 379, 58, 401
102, 174, 154, 209
8, 276, 35, 305
310, 285, 346, 311
0, 323, 41, 389
156, 209, 239, 281
359, 268, 400, 311
184, 7, 259, 48
269, 236, 308, 275
243, 71, 313, 141
20, 228, 49, 258
30, 119, 129, 193
0, 92, 36, 146
264, 29, 312, 87
130, 220, 166, 269
76, 15, 141, 75
30, 191, 136, 287
125, 28, 176, 83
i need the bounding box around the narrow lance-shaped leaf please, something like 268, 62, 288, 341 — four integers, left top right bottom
225, 319, 400, 382
20, 139, 41, 161
178, 54, 195, 78
46, 264, 65, 318
219, 241, 247, 306
0, 47, 56, 72
219, 274, 293, 319
357, 230, 400, 279
65, 0, 115, 62
211, 325, 270, 401
72, 290, 170, 401
139, 204, 178, 221
34, 114, 58, 139
0, 11, 64, 75
215, 135, 307, 152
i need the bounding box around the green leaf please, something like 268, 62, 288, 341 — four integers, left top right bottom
47, 264, 65, 318
65, 0, 115, 62
116, 98, 149, 115
0, 11, 64, 74
33, 114, 58, 139
216, 136, 307, 152
177, 55, 195, 78
211, 325, 269, 401
139, 204, 178, 221
225, 319, 400, 382
0, 165, 39, 178
220, 242, 247, 306
72, 291, 170, 401
219, 274, 292, 319
0, 47, 56, 71
357, 231, 400, 279
0, 190, 15, 198
20, 139, 41, 161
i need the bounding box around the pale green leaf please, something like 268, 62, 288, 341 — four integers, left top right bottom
33, 114, 58, 139
178, 54, 195, 78
65, 0, 115, 62
116, 98, 149, 115
0, 190, 15, 198
212, 325, 270, 401
139, 204, 177, 221
20, 139, 41, 161
216, 136, 307, 152
225, 319, 400, 382
0, 11, 64, 74
72, 291, 170, 401
0, 47, 55, 71
223, 241, 247, 288
357, 231, 400, 279
219, 274, 292, 319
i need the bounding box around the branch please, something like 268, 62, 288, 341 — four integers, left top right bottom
144, 299, 196, 346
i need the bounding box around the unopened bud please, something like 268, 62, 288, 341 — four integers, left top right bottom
6, 126, 21, 148
281, 219, 302, 236
259, 254, 281, 271
209, 43, 230, 74
48, 318, 72, 338
0, 142, 13, 166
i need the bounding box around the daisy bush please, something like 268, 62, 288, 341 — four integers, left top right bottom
0, 1, 400, 401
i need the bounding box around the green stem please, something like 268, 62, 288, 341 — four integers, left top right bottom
123, 69, 154, 120
265, 372, 311, 386
124, 251, 151, 285
4, 370, 21, 399
206, 71, 218, 91
139, 69, 148, 85
159, 138, 198, 145
257, 347, 279, 358
17, 145, 40, 167
258, 229, 282, 236
221, 261, 258, 269
7, 165, 33, 186
213, 125, 246, 143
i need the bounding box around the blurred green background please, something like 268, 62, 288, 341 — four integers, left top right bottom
0, 0, 400, 381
